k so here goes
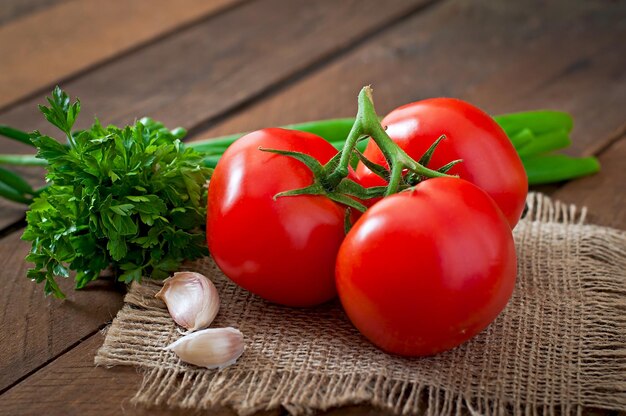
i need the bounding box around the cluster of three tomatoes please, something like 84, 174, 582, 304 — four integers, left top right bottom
207, 98, 527, 356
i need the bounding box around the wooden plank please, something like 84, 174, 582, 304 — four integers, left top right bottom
0, 0, 242, 109
0, 230, 125, 392
0, 0, 67, 25
0, 331, 390, 415
0, 333, 237, 416
0, 0, 435, 228
193, 0, 626, 160
0, 335, 144, 416
0, 201, 27, 230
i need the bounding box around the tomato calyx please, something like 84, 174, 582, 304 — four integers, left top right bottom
259, 146, 384, 212
326, 86, 459, 196
355, 133, 463, 188
404, 135, 463, 185
262, 86, 461, 208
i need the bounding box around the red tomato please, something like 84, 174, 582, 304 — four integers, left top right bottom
356, 98, 527, 227
207, 128, 346, 307
336, 177, 517, 356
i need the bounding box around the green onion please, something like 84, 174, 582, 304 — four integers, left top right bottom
522, 154, 600, 185
0, 166, 35, 195
509, 128, 534, 149
494, 111, 573, 136
0, 181, 32, 204
0, 154, 48, 167
187, 118, 355, 155
0, 125, 35, 147
0, 111, 601, 204
516, 129, 571, 158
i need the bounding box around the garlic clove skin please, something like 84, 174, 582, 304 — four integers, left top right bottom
165, 327, 245, 369
155, 271, 219, 331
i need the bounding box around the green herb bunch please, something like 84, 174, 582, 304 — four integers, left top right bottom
22, 88, 211, 298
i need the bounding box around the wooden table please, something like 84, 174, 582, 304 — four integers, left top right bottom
0, 1, 624, 415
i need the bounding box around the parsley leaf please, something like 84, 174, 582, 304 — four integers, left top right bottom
22, 88, 211, 298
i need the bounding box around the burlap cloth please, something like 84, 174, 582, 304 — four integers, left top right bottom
95, 192, 626, 415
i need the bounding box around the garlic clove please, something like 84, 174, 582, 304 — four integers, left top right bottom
155, 271, 219, 331
165, 327, 245, 369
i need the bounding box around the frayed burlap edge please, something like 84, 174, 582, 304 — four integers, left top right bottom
130, 368, 560, 416
524, 192, 587, 224
95, 193, 626, 415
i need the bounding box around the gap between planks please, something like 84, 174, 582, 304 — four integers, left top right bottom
0, 0, 68, 26
0, 323, 110, 396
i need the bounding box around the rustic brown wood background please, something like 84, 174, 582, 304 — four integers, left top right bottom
0, 0, 624, 415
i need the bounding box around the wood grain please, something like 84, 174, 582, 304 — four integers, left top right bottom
0, 0, 242, 109
0, 231, 125, 392
0, 201, 28, 231
0, 333, 239, 416
0, 0, 434, 228
0, 0, 67, 25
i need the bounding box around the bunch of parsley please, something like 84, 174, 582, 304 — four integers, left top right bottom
22, 88, 211, 298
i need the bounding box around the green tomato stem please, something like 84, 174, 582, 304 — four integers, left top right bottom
386, 163, 404, 196
326, 86, 450, 191
325, 120, 364, 185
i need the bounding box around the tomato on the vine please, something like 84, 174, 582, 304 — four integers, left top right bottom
336, 177, 517, 356
356, 98, 527, 227
207, 128, 346, 307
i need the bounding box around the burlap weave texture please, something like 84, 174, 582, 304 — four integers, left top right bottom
95, 193, 626, 415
